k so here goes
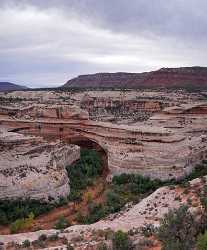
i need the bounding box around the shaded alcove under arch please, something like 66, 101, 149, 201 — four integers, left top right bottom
66, 136, 109, 176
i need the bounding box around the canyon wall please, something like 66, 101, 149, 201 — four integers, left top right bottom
1, 103, 207, 182
0, 127, 80, 202
80, 94, 165, 122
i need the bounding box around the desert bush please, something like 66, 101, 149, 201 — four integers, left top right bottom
112, 230, 133, 250
33, 239, 46, 248
85, 202, 106, 224
97, 242, 109, 250
140, 224, 156, 237
54, 215, 70, 229
197, 231, 207, 250
21, 239, 30, 248
106, 190, 124, 213
76, 211, 86, 223
0, 199, 53, 225
85, 191, 93, 204
38, 234, 47, 241
112, 173, 162, 194
157, 205, 199, 250
67, 149, 103, 201
58, 197, 68, 206
10, 212, 34, 234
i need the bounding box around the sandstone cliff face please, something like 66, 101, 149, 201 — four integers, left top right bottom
80, 94, 165, 122
64, 72, 148, 88
0, 127, 80, 202
1, 102, 207, 182
0, 105, 89, 121
64, 67, 207, 89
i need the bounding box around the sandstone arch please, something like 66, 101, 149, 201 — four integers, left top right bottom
1, 103, 207, 181
66, 136, 109, 174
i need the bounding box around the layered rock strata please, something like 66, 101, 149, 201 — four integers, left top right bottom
64, 67, 207, 89
0, 127, 80, 202
0, 103, 207, 181
80, 94, 166, 122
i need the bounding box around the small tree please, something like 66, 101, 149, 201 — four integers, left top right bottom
157, 206, 199, 250
54, 216, 70, 230
112, 230, 132, 250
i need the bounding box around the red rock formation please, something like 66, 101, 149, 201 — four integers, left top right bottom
64, 67, 207, 89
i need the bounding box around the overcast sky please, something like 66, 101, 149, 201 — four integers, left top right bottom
0, 0, 206, 87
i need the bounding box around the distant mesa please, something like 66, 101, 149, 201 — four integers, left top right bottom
0, 82, 29, 92
63, 66, 207, 89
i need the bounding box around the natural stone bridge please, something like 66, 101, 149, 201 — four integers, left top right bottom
1, 103, 207, 181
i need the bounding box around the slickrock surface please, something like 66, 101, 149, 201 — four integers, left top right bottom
0, 127, 80, 202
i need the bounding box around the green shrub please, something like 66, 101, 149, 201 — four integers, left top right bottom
58, 197, 68, 206
10, 212, 34, 234
106, 190, 124, 213
140, 224, 156, 237
0, 210, 8, 225
10, 218, 25, 234
33, 239, 46, 248
67, 149, 103, 201
97, 242, 109, 250
22, 239, 30, 248
197, 231, 207, 250
38, 234, 47, 241
157, 206, 199, 250
85, 202, 106, 224
112, 173, 162, 194
76, 211, 85, 223
54, 215, 70, 230
0, 199, 53, 225
112, 230, 132, 250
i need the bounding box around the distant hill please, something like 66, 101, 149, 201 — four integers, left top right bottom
0, 82, 28, 92
63, 67, 207, 90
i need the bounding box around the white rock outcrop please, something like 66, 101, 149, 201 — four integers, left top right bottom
0, 127, 80, 202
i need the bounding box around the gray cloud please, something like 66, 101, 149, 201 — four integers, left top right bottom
0, 0, 206, 87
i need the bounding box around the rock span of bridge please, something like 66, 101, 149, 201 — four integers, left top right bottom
0, 104, 207, 181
